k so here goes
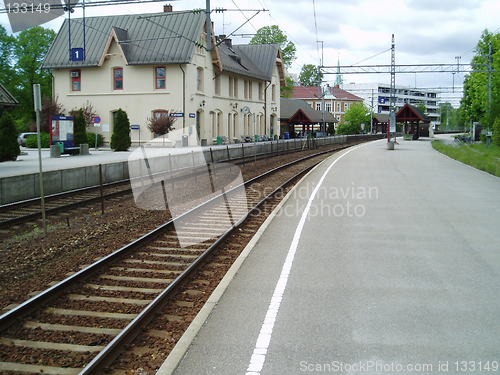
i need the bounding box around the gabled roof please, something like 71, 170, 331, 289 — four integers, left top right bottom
0, 83, 18, 106
42, 11, 205, 69
292, 86, 322, 99
372, 113, 389, 123
292, 85, 362, 101
280, 98, 337, 123
329, 85, 363, 101
218, 43, 283, 81
396, 104, 430, 123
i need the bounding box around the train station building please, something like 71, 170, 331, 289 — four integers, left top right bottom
42, 6, 285, 146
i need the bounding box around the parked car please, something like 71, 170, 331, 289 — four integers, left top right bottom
17, 132, 37, 146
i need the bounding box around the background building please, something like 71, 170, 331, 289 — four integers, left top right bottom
342, 82, 440, 127
291, 85, 363, 125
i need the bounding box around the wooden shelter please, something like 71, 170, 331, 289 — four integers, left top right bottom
396, 104, 430, 139
280, 98, 337, 137
371, 113, 389, 134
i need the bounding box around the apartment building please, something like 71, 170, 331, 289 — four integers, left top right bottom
292, 85, 363, 125
342, 82, 440, 126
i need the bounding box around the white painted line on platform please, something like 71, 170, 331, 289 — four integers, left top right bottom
245, 143, 368, 375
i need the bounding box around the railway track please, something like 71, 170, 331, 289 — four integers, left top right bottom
0, 136, 380, 374
0, 136, 364, 231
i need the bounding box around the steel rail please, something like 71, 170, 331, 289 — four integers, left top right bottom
0, 139, 367, 330
0, 137, 350, 229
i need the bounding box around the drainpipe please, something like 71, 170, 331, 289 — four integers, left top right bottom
179, 64, 186, 133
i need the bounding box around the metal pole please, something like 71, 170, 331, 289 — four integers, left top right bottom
370, 88, 374, 134
99, 163, 104, 215
33, 84, 46, 235
488, 42, 492, 129
389, 34, 396, 142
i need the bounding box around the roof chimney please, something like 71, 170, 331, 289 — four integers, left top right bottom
163, 4, 172, 12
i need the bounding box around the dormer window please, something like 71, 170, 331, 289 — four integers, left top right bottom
113, 67, 123, 90
71, 70, 81, 91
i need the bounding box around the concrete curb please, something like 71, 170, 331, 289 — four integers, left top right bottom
155, 150, 346, 375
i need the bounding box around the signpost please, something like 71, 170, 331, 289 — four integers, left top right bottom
33, 84, 47, 235
131, 124, 141, 145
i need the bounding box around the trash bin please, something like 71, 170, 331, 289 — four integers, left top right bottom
254, 135, 260, 142
50, 144, 61, 158
182, 135, 188, 147
57, 142, 64, 153
216, 136, 223, 145
284, 132, 290, 140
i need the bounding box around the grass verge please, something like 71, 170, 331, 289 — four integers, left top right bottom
432, 140, 500, 177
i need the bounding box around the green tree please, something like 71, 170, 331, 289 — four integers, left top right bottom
110, 109, 131, 151
337, 102, 371, 134
250, 25, 296, 68
493, 117, 500, 146
280, 76, 295, 98
13, 26, 56, 121
0, 112, 21, 161
416, 101, 427, 115
298, 64, 323, 86
460, 30, 500, 129
0, 25, 16, 91
73, 109, 87, 146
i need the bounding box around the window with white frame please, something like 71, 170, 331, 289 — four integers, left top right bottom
316, 103, 321, 111
325, 103, 332, 112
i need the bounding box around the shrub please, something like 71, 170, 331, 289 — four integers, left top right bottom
73, 109, 87, 145
26, 133, 50, 148
493, 118, 500, 147
86, 132, 104, 147
0, 112, 21, 161
110, 109, 131, 151
336, 121, 361, 135
147, 111, 177, 136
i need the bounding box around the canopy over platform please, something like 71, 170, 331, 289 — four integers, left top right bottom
371, 113, 389, 134
280, 98, 337, 136
396, 103, 430, 139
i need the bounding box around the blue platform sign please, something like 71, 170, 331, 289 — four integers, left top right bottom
70, 48, 85, 62
130, 125, 140, 130
170, 112, 184, 118
92, 116, 101, 124
189, 113, 196, 118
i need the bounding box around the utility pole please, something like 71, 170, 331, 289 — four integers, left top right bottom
488, 42, 492, 129
389, 34, 396, 142
370, 88, 374, 134
206, 0, 212, 51
33, 84, 47, 235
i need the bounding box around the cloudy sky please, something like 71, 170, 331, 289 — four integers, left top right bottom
1, 0, 499, 104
